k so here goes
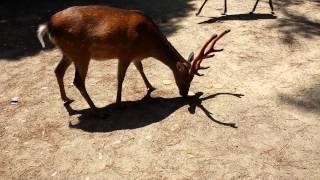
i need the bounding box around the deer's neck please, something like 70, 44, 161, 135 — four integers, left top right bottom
153, 35, 185, 71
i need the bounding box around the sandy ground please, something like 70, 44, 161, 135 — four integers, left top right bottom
1, 0, 320, 179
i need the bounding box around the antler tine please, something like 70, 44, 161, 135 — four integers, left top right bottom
204, 29, 231, 56
189, 34, 218, 76
189, 29, 230, 76
195, 29, 231, 72
198, 34, 218, 58
198, 66, 210, 70
195, 54, 214, 72
195, 72, 204, 76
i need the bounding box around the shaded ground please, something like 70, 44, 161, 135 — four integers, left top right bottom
0, 0, 194, 59
1, 0, 320, 179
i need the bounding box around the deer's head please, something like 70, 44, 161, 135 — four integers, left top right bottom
174, 29, 231, 97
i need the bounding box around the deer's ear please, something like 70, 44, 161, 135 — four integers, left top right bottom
187, 51, 194, 62
176, 62, 186, 72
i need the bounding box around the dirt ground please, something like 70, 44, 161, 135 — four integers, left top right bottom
1, 0, 320, 179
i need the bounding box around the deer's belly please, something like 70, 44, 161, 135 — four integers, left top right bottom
90, 45, 120, 60
89, 43, 131, 60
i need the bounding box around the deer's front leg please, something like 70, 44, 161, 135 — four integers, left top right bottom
116, 59, 131, 105
134, 61, 155, 97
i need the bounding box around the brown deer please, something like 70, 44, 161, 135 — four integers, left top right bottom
196, 0, 274, 16
37, 5, 230, 114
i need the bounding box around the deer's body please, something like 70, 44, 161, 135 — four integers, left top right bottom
37, 5, 229, 114
50, 6, 171, 61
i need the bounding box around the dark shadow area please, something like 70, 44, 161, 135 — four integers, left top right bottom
279, 84, 320, 115
198, 13, 277, 24
272, 0, 320, 44
0, 0, 194, 60
67, 92, 244, 132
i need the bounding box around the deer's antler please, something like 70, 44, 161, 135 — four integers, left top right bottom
189, 29, 230, 76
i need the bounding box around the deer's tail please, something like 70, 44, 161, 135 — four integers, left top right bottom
37, 23, 49, 48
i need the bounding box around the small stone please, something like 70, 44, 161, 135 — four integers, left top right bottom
10, 97, 19, 105
51, 172, 57, 176
11, 97, 19, 101
146, 135, 152, 140
70, 119, 80, 126
41, 86, 48, 90
205, 83, 213, 89
171, 124, 179, 131
212, 83, 224, 89
162, 80, 172, 85
239, 54, 246, 58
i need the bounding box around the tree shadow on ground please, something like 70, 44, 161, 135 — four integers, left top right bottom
275, 0, 320, 114
279, 83, 320, 115
272, 0, 320, 44
0, 0, 194, 60
198, 13, 277, 24
67, 92, 244, 132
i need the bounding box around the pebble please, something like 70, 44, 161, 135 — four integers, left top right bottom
70, 119, 80, 126
171, 124, 179, 131
10, 97, 19, 105
239, 54, 247, 58
212, 83, 224, 89
146, 135, 152, 140
162, 80, 172, 85
51, 172, 57, 176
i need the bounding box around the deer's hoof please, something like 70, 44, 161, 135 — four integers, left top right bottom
147, 87, 156, 94
63, 98, 74, 105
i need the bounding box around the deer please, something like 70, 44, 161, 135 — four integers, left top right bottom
37, 5, 230, 115
196, 0, 274, 16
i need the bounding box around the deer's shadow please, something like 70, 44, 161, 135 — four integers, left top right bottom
66, 92, 244, 132
198, 13, 277, 24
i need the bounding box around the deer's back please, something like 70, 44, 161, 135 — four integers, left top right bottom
49, 6, 161, 60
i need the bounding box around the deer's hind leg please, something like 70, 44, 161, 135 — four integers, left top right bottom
55, 55, 73, 104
